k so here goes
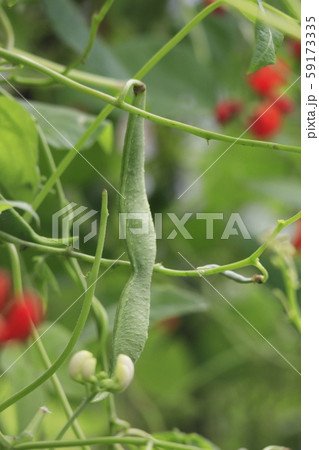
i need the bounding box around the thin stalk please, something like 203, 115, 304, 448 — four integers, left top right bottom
279, 0, 301, 21
26, 103, 113, 218
281, 266, 301, 332
0, 48, 301, 154
0, 7, 14, 50
55, 392, 95, 441
27, 78, 144, 217
224, 0, 301, 37
30, 327, 90, 450
0, 191, 108, 412
5, 245, 89, 448
37, 126, 68, 208
14, 436, 201, 450
64, 0, 115, 74
249, 211, 301, 261
6, 243, 23, 295
13, 48, 124, 91
134, 0, 222, 79
0, 210, 301, 283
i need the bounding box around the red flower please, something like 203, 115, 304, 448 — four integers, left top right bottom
272, 95, 295, 115
215, 99, 242, 124
0, 271, 11, 314
204, 0, 226, 15
249, 104, 283, 138
247, 60, 291, 97
0, 292, 44, 344
292, 219, 301, 252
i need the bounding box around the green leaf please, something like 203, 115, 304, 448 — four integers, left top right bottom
0, 200, 39, 224
19, 101, 110, 150
150, 284, 209, 324
151, 430, 220, 449
43, 0, 129, 79
248, 20, 284, 74
0, 97, 39, 202
91, 391, 109, 404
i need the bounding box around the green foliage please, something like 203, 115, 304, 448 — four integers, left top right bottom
43, 0, 128, 79
149, 284, 209, 324
19, 100, 113, 151
0, 97, 39, 202
248, 21, 283, 73
0, 0, 301, 449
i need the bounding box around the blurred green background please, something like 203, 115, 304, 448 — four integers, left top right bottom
0, 1, 300, 449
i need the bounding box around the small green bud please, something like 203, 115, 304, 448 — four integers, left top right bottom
69, 350, 96, 381
114, 354, 134, 392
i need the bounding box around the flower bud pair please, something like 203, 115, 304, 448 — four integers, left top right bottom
69, 350, 97, 382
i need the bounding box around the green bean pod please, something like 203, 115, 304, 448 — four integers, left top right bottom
111, 85, 156, 368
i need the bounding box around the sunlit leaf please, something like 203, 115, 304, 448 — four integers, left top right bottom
0, 97, 39, 202
248, 21, 283, 73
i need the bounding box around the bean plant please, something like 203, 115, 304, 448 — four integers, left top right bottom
0, 0, 300, 449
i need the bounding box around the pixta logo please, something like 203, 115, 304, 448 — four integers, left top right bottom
52, 203, 98, 249
119, 212, 251, 240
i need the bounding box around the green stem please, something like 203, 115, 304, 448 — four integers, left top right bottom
0, 191, 108, 413
279, 0, 301, 21
178, 0, 211, 65
64, 258, 109, 371
249, 211, 301, 261
274, 255, 301, 333
12, 48, 124, 91
0, 48, 301, 154
134, 1, 225, 79
14, 437, 201, 450
224, 0, 301, 37
281, 266, 301, 332
6, 244, 88, 447
6, 243, 23, 295
30, 327, 90, 450
27, 103, 113, 218
0, 211, 300, 284
55, 393, 95, 441
0, 6, 14, 50
64, 0, 115, 75
27, 78, 144, 217
37, 126, 68, 208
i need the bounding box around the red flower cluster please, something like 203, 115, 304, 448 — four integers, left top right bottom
214, 56, 296, 137
0, 271, 44, 345
246, 59, 296, 138
247, 59, 291, 96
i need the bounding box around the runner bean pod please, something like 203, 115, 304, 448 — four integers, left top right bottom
111, 84, 156, 368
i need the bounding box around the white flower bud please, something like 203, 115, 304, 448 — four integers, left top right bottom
81, 356, 97, 381
115, 354, 134, 391
69, 350, 96, 381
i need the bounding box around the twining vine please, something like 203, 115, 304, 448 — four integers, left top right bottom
0, 0, 301, 449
